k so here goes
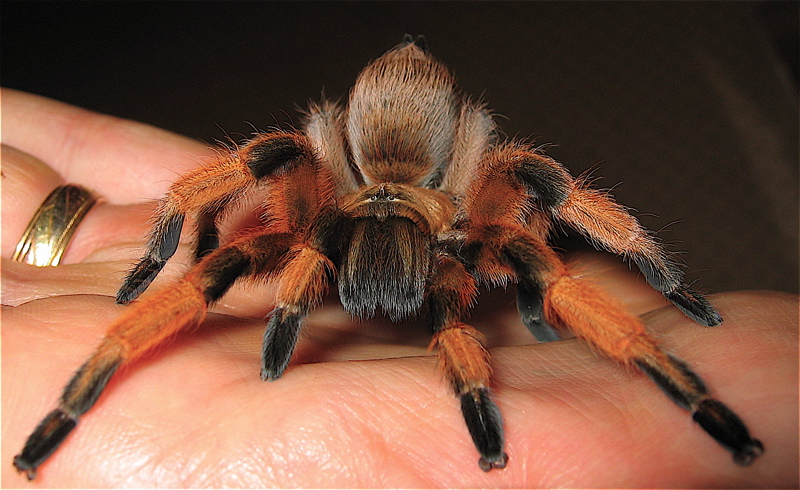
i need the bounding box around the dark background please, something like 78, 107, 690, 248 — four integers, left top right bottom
2, 1, 798, 294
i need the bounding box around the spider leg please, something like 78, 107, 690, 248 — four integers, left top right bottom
489, 225, 762, 466
13, 229, 296, 480
463, 143, 759, 464
427, 253, 508, 471
260, 201, 348, 379
260, 244, 335, 380
468, 143, 721, 326
117, 131, 318, 305
545, 272, 763, 465
551, 180, 722, 326
516, 282, 560, 342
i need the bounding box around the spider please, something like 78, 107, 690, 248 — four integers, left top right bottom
14, 35, 763, 479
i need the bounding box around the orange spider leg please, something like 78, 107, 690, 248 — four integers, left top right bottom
471, 223, 763, 466
117, 131, 320, 304
13, 228, 296, 480
258, 161, 346, 379
460, 144, 566, 342
461, 146, 761, 466
260, 242, 335, 380
552, 180, 722, 326
466, 142, 721, 326
544, 268, 763, 465
427, 253, 508, 471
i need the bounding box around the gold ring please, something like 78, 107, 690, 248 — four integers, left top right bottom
12, 184, 97, 266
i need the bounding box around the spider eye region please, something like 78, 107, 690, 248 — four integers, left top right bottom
369, 185, 400, 202
346, 184, 415, 221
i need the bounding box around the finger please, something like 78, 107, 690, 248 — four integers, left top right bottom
1, 144, 155, 263
1, 259, 127, 306
1, 145, 65, 257
1, 88, 215, 203
0, 146, 276, 315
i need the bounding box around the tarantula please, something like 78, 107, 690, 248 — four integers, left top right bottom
14, 35, 763, 479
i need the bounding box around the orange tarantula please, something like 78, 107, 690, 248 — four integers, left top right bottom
14, 35, 763, 479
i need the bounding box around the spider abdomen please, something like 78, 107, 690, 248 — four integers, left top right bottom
347, 40, 458, 187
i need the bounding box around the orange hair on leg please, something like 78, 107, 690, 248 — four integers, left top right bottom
431, 323, 491, 394
14, 226, 299, 479
542, 271, 762, 464
552, 181, 721, 326
425, 252, 506, 471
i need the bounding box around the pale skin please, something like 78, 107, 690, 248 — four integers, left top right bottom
2, 88, 797, 488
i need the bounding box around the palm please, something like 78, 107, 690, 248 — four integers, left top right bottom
2, 89, 797, 488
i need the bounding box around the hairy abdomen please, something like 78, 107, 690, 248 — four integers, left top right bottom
346, 42, 458, 186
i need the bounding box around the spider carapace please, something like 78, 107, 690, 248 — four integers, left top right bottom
14, 35, 763, 479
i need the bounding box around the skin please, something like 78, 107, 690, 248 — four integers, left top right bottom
2, 88, 798, 488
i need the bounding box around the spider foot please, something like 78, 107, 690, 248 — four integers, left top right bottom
733, 440, 765, 466
14, 409, 78, 480
478, 452, 509, 472
460, 388, 507, 471
116, 257, 165, 304
13, 457, 36, 481
517, 282, 561, 342
117, 212, 184, 304
665, 285, 723, 327
260, 309, 302, 381
693, 399, 764, 466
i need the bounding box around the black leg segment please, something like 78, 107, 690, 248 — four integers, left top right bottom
693, 399, 764, 466
245, 134, 310, 180
13, 410, 77, 481
665, 285, 723, 327
516, 282, 561, 342
14, 355, 121, 480
116, 213, 185, 304
631, 253, 722, 327
195, 209, 220, 260
261, 308, 303, 381
460, 388, 508, 471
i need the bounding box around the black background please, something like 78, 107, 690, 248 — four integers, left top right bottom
2, 1, 798, 294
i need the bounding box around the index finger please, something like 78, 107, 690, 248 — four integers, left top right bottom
1, 88, 215, 204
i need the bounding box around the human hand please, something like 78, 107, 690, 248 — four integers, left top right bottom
2, 89, 797, 487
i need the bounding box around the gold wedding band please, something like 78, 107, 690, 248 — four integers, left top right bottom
12, 184, 97, 266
